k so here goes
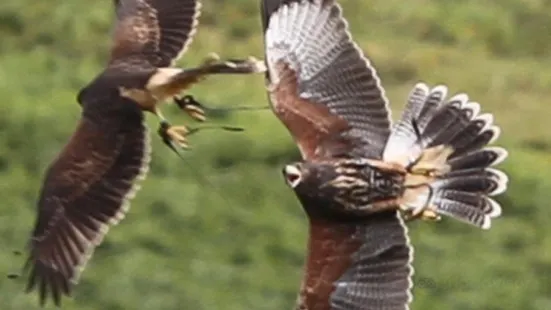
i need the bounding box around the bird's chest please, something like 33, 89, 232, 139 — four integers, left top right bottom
329, 165, 405, 213
367, 168, 405, 198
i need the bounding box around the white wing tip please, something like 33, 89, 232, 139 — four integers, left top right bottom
486, 197, 503, 218
464, 101, 481, 118
488, 125, 502, 144
481, 216, 492, 230
476, 113, 495, 128
412, 82, 430, 93
449, 93, 469, 107
485, 146, 509, 167
430, 84, 449, 97
488, 168, 509, 196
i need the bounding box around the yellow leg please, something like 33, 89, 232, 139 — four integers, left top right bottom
165, 126, 190, 149
401, 204, 441, 222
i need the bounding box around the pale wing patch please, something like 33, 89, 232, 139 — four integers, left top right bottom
264, 0, 392, 159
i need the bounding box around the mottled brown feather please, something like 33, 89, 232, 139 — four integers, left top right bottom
25, 108, 150, 306
296, 219, 362, 310
269, 62, 351, 160
110, 0, 201, 67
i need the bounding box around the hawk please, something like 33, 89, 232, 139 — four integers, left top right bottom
261, 0, 509, 309
21, 0, 265, 306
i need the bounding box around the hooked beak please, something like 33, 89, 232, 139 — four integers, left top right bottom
283, 164, 302, 188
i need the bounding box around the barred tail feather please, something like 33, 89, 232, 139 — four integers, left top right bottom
429, 167, 508, 229
448, 147, 507, 170
389, 83, 509, 229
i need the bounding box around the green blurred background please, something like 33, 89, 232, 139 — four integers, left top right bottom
1, 0, 550, 309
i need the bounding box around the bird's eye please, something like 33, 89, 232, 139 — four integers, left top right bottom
283, 165, 302, 188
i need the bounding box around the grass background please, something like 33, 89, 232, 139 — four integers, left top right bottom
1, 0, 550, 309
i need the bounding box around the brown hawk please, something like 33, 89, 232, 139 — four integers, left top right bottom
261, 0, 508, 309
21, 0, 265, 306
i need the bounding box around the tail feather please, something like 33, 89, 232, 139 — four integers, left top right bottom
425, 99, 478, 148
448, 147, 507, 170
436, 190, 502, 217
384, 84, 447, 162
389, 83, 429, 144
436, 168, 507, 195
447, 114, 492, 154
432, 199, 490, 229
386, 82, 508, 229
451, 125, 501, 159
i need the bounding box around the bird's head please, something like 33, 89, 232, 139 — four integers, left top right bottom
282, 159, 403, 218
282, 162, 335, 191
282, 161, 347, 214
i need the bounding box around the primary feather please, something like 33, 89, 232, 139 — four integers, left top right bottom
264, 0, 392, 159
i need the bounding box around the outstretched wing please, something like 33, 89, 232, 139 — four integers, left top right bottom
24, 105, 150, 306
110, 0, 201, 67
296, 211, 413, 310
262, 0, 392, 160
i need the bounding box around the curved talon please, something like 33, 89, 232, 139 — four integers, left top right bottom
402, 206, 440, 222
412, 207, 440, 221
185, 107, 206, 122
422, 210, 441, 221
158, 121, 190, 150
174, 95, 207, 122
166, 126, 190, 148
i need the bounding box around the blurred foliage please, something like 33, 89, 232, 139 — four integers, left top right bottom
0, 0, 550, 309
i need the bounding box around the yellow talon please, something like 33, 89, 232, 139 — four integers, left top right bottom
186, 109, 206, 122
418, 209, 441, 221
175, 96, 206, 122
401, 205, 441, 222
166, 125, 190, 149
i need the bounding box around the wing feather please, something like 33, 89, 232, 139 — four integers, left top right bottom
296, 211, 413, 310
330, 212, 413, 310
24, 108, 151, 306
263, 0, 392, 160
110, 0, 201, 67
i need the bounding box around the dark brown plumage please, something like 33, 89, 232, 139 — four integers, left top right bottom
22, 0, 265, 306
262, 0, 508, 309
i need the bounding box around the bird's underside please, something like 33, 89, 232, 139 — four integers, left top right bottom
20, 0, 266, 307
262, 0, 508, 229
262, 0, 509, 309
262, 0, 415, 309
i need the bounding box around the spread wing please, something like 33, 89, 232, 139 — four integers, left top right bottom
296, 211, 413, 310
24, 105, 151, 306
262, 0, 392, 160
110, 0, 201, 67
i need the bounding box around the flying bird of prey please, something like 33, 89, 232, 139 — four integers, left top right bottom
20, 0, 265, 306
261, 0, 509, 309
